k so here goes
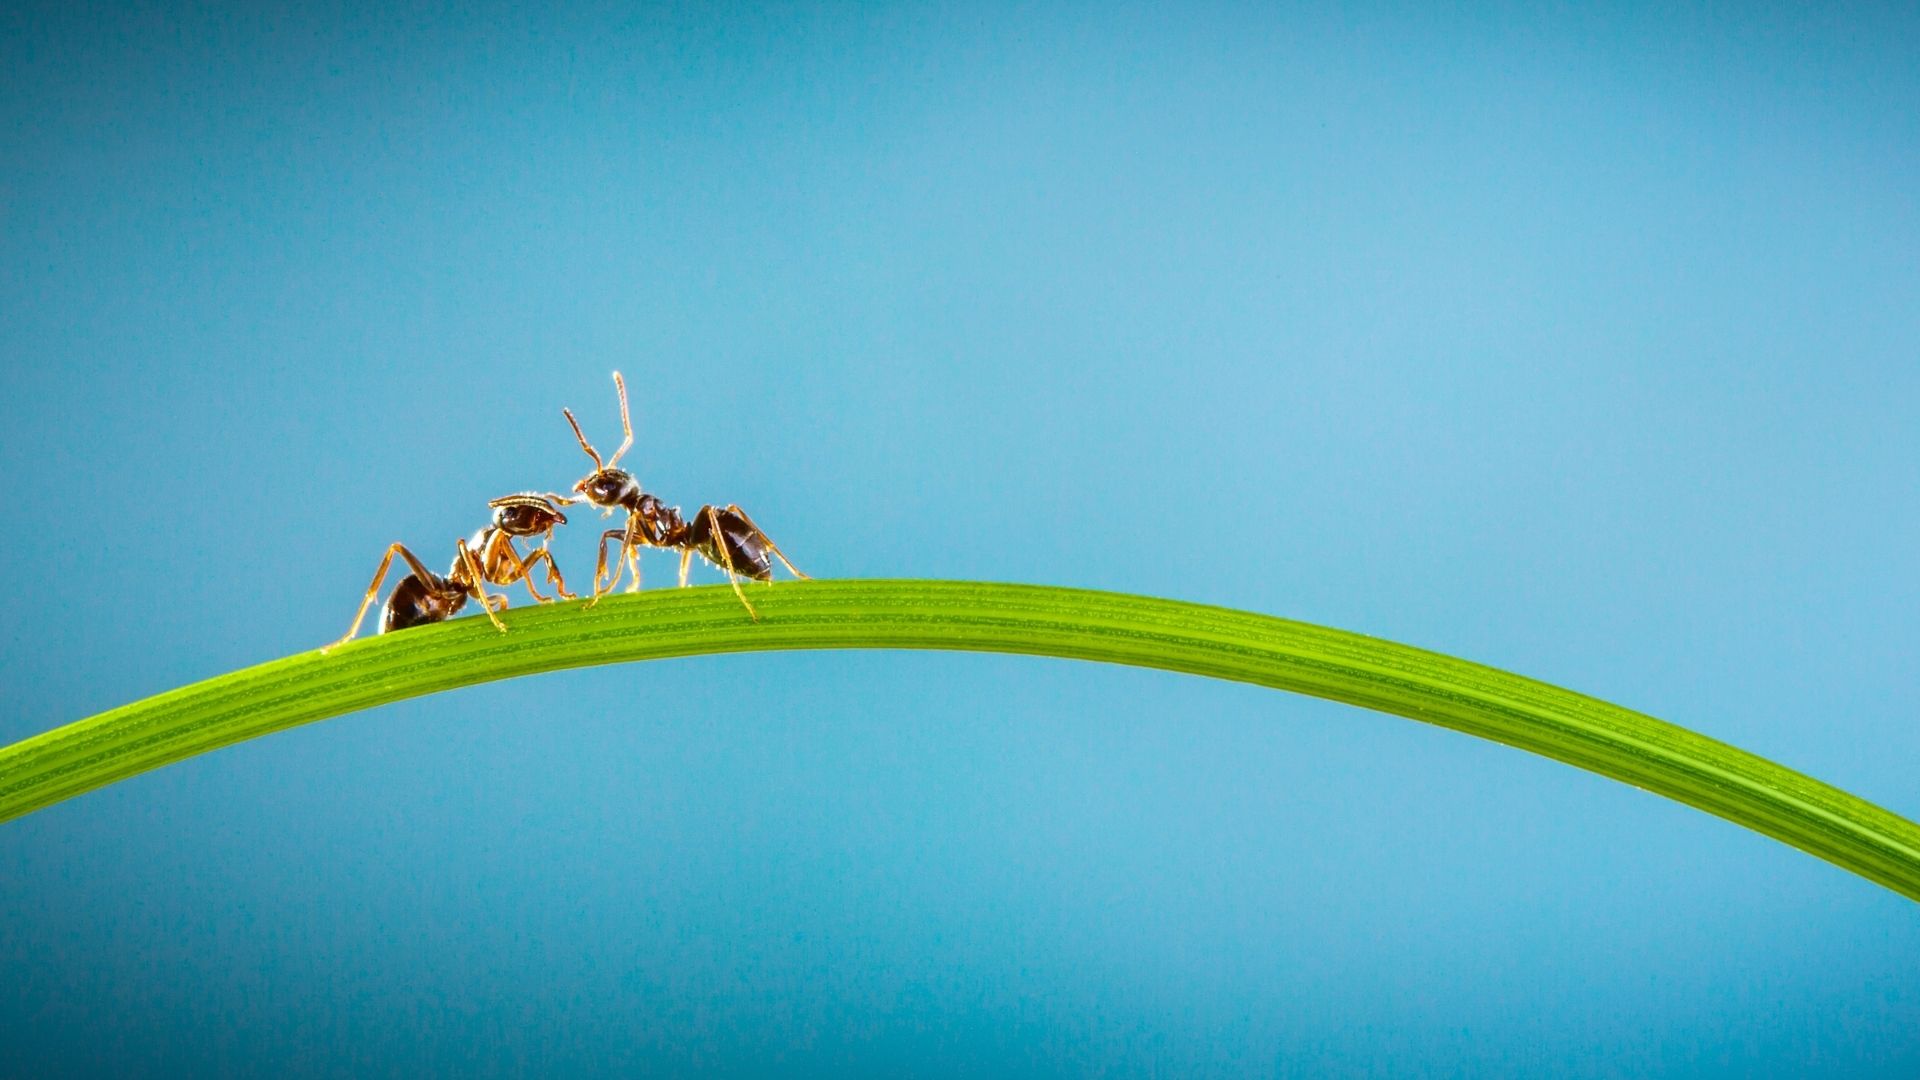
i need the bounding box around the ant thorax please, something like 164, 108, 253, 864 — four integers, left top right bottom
636, 491, 679, 522
626, 492, 687, 546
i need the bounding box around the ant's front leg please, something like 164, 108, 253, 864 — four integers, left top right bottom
487, 532, 552, 604
496, 532, 575, 604
587, 528, 629, 608
522, 545, 576, 602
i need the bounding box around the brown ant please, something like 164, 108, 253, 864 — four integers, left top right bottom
323, 493, 575, 652
561, 371, 805, 619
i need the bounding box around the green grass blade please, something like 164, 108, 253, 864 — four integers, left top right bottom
3, 579, 1916, 900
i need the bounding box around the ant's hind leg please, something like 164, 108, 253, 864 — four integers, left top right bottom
458, 539, 508, 633
705, 505, 759, 621
324, 543, 432, 653
725, 505, 808, 580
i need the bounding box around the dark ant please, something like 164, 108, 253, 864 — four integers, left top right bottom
561, 371, 805, 619
323, 493, 574, 652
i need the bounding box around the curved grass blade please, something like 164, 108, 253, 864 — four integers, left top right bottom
2, 580, 1916, 900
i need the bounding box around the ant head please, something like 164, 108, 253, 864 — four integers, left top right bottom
573, 468, 641, 509
489, 493, 568, 537
562, 371, 641, 509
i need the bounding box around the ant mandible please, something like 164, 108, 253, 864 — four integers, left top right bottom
561, 371, 806, 619
322, 492, 574, 652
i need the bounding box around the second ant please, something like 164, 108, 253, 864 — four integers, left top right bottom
561, 372, 806, 619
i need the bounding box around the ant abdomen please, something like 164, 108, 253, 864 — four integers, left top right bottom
689, 507, 775, 581
381, 574, 465, 633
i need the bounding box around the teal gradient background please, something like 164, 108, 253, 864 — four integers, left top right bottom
3, 3, 1918, 1075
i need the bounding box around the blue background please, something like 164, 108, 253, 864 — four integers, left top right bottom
4, 2, 1918, 1075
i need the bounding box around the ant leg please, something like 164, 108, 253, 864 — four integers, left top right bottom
725, 505, 808, 580
678, 548, 692, 588
489, 532, 551, 603
623, 545, 642, 593
524, 546, 576, 601
324, 542, 430, 653
505, 544, 554, 604
595, 531, 620, 593
705, 505, 759, 620
458, 538, 508, 633
586, 529, 627, 608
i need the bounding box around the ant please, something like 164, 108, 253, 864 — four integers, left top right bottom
323, 493, 575, 652
561, 371, 805, 619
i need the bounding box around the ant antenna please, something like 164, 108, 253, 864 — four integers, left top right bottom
562, 407, 602, 470
606, 371, 634, 469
